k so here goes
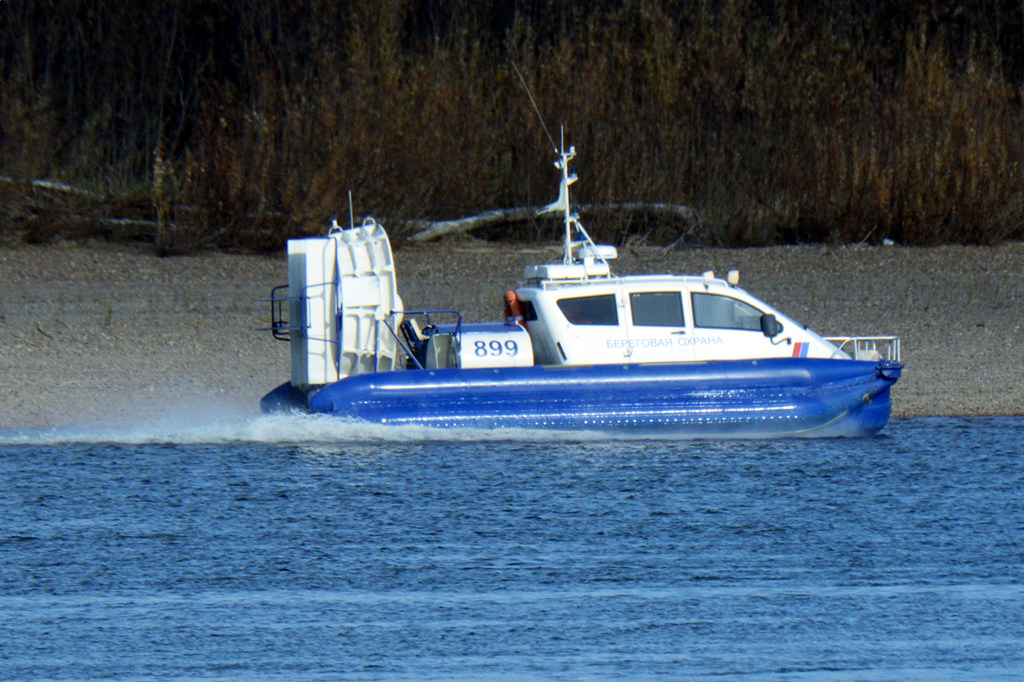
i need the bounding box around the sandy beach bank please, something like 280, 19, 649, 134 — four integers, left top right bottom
1, 239, 1021, 429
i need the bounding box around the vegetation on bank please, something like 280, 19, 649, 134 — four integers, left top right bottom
2, 0, 1024, 253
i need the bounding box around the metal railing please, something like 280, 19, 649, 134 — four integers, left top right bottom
825, 336, 901, 363
264, 284, 300, 341
379, 309, 463, 371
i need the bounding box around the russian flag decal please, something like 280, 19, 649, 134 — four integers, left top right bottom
792, 342, 809, 358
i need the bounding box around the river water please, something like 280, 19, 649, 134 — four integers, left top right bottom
1, 416, 1022, 680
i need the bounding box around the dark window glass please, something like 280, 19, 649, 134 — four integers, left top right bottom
557, 294, 618, 325
630, 291, 685, 326
691, 293, 763, 331
520, 299, 538, 322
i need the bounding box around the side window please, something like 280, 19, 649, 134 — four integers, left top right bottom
630, 291, 685, 327
691, 293, 763, 331
557, 294, 618, 325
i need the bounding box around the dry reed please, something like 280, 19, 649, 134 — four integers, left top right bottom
1, 0, 1022, 252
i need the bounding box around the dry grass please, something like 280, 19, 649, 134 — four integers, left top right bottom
2, 1, 1023, 252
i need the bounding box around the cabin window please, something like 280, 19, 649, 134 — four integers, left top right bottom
691, 293, 763, 331
557, 294, 618, 325
630, 291, 685, 327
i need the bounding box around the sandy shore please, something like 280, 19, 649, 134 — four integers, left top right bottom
1, 239, 1021, 429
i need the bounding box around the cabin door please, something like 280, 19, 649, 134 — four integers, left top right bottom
619, 291, 696, 363
687, 292, 782, 360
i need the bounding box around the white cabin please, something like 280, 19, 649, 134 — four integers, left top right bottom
513, 268, 845, 366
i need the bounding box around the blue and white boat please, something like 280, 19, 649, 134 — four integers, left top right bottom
262, 145, 902, 437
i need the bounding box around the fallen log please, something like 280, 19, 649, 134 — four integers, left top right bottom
406, 202, 701, 242
0, 175, 101, 200
406, 207, 537, 242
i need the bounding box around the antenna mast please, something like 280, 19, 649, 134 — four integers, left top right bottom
513, 62, 609, 272
552, 130, 577, 264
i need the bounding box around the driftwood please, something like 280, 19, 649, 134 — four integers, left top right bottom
2, 176, 163, 243
3, 175, 706, 248
0, 176, 101, 200
406, 202, 701, 242
405, 207, 538, 241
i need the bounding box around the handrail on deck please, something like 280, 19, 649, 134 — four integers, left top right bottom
264, 284, 300, 341
825, 335, 901, 363
378, 309, 464, 371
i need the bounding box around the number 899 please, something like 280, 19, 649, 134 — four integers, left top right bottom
474, 339, 518, 357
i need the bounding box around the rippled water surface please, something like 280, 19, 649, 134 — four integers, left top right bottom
1, 417, 1022, 680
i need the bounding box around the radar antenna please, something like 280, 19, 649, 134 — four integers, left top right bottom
512, 61, 613, 274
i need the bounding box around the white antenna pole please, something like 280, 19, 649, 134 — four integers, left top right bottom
348, 190, 355, 229
552, 127, 577, 265
561, 130, 571, 263
512, 61, 601, 270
